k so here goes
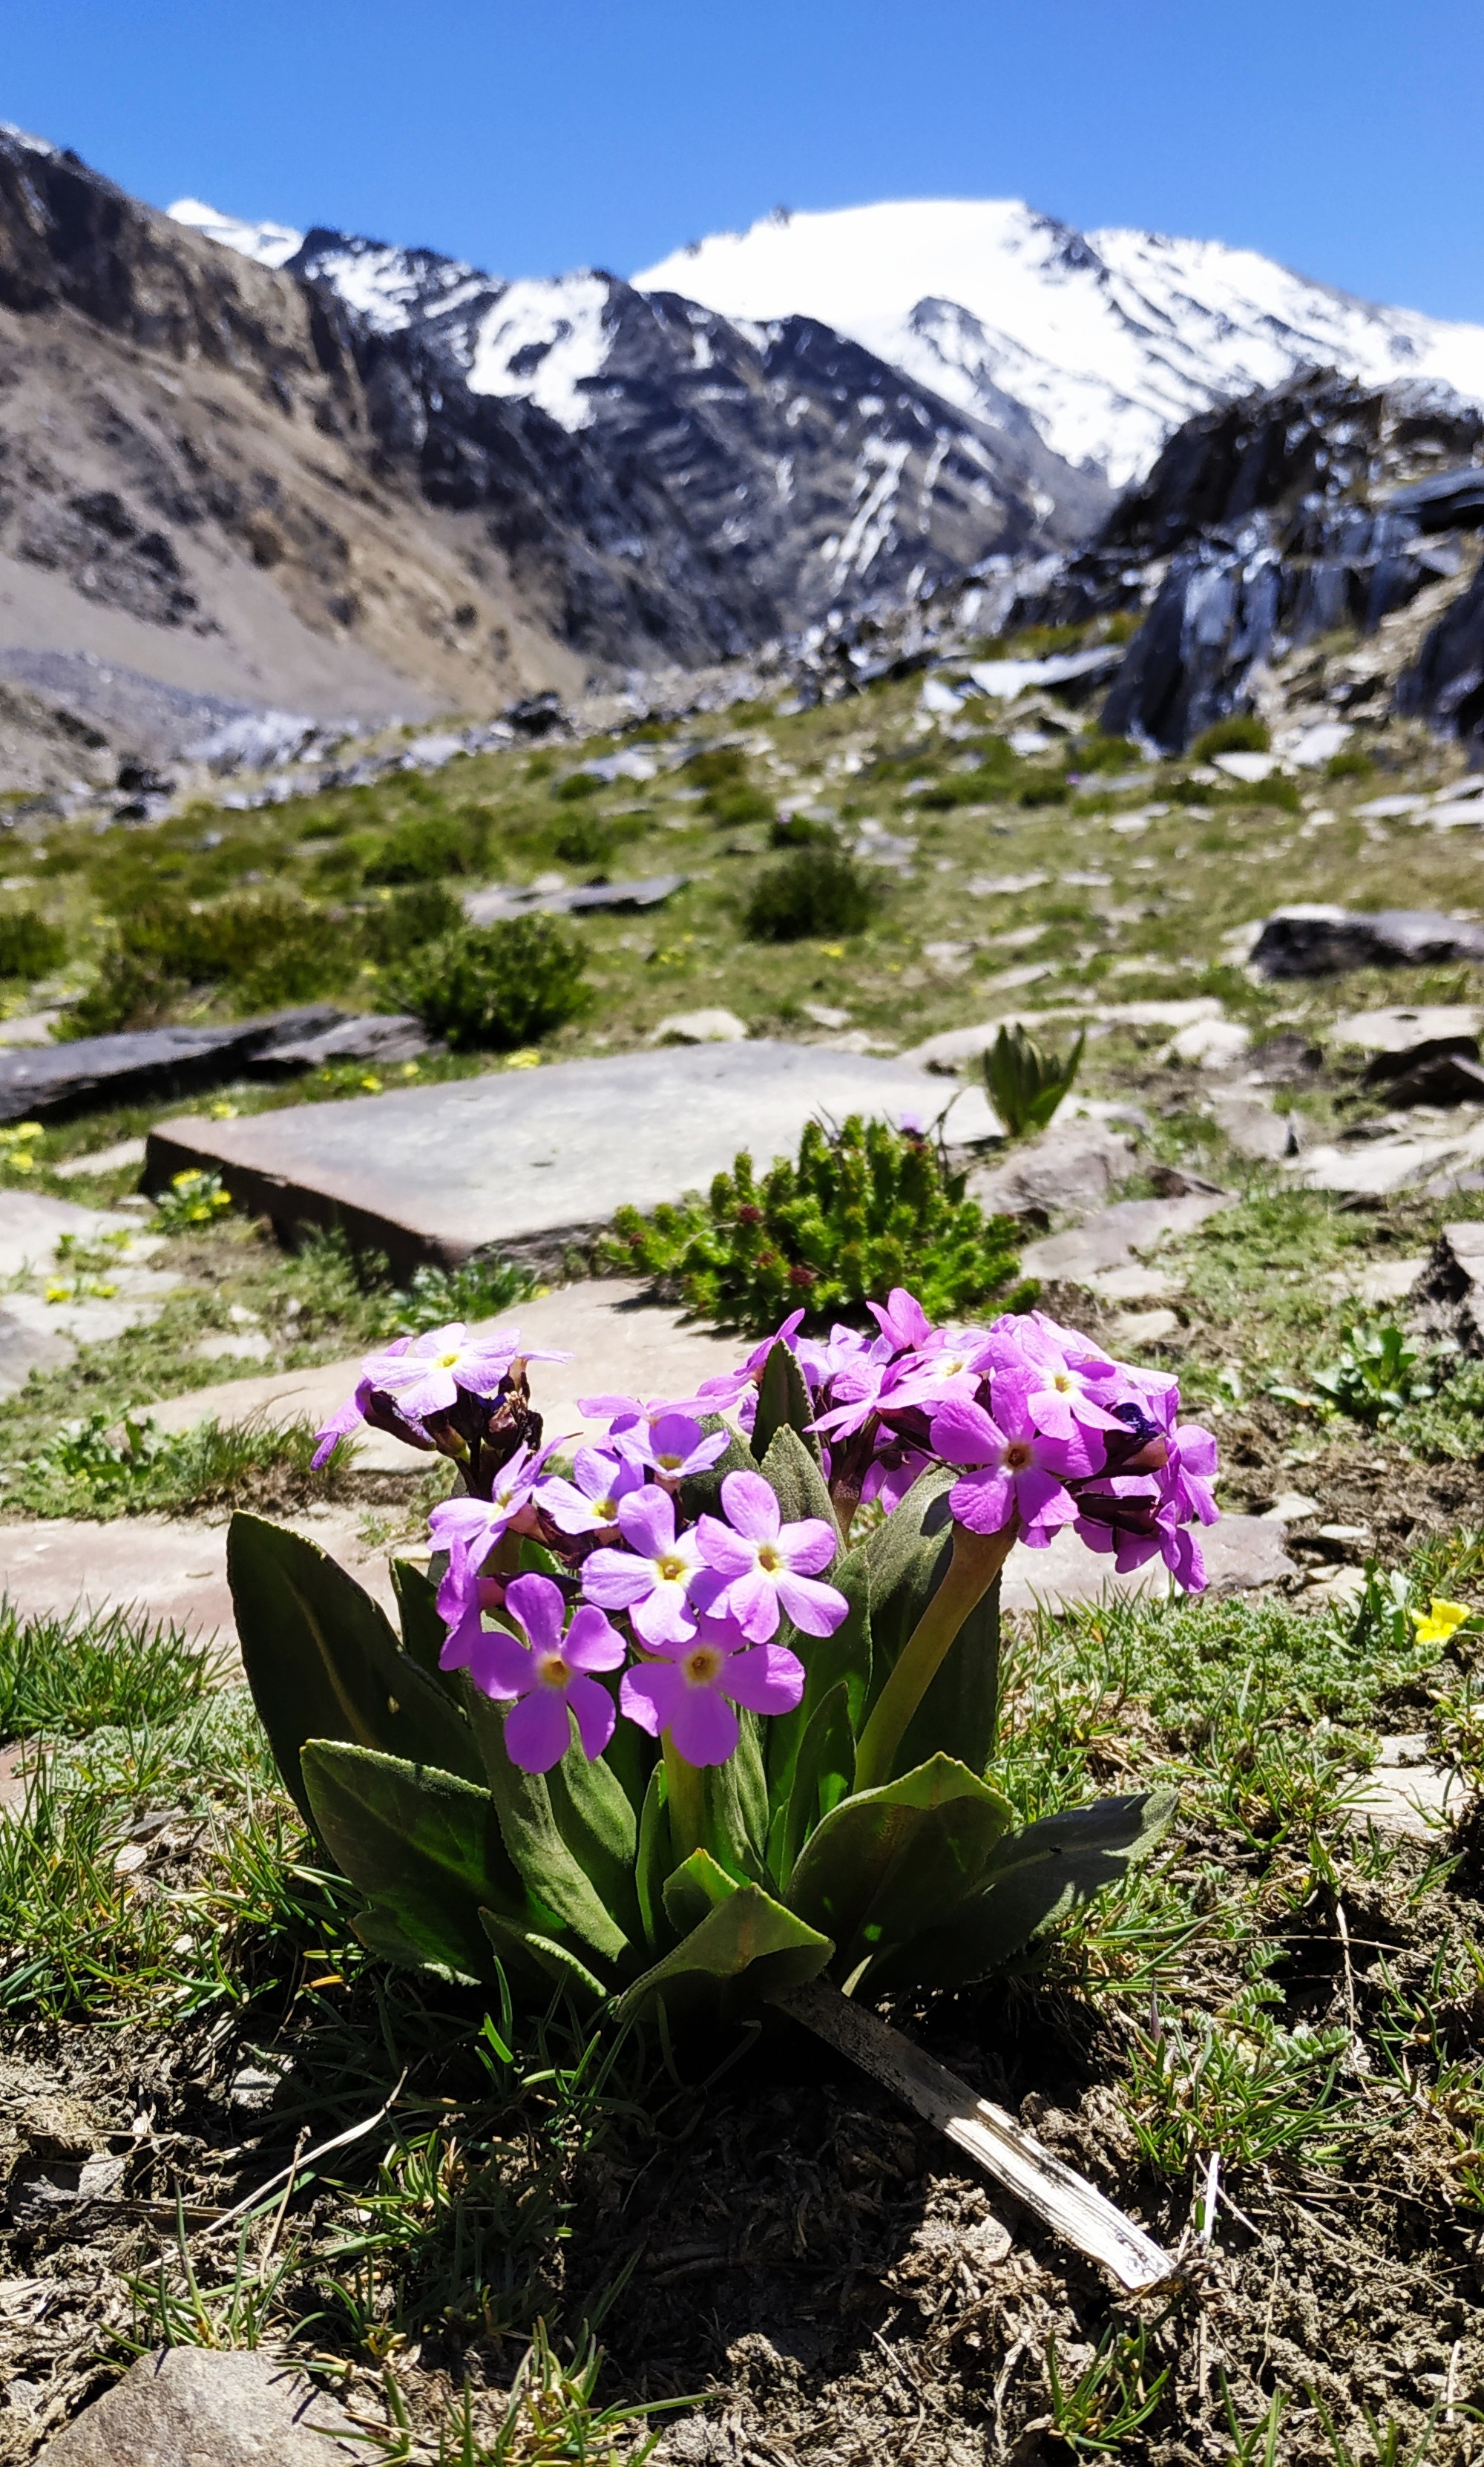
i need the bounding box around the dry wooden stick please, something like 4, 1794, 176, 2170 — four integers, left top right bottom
774, 1977, 1172, 2293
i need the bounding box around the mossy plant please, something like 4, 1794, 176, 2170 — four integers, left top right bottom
601, 1112, 1032, 1331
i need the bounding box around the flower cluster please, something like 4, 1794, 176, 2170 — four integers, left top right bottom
315, 1291, 1217, 1778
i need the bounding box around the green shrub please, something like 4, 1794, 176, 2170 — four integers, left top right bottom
1070, 734, 1140, 774
680, 747, 748, 791
99, 894, 337, 1009
1019, 777, 1068, 808
707, 785, 773, 826
361, 882, 463, 965
393, 914, 589, 1051
743, 846, 881, 942
601, 1111, 1033, 1331
770, 811, 835, 848
553, 772, 601, 803
380, 1254, 536, 1336
1191, 713, 1271, 760
916, 771, 1009, 810
63, 949, 186, 1036
1325, 748, 1375, 780
0, 910, 65, 980
363, 808, 491, 885
553, 810, 628, 866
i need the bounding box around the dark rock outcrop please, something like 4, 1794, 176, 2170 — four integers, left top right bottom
1250, 906, 1484, 979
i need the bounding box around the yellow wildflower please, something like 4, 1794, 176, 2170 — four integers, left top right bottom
1411, 1596, 1474, 1645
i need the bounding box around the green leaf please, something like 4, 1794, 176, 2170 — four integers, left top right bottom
765, 1544, 870, 1814
300, 1740, 521, 1985
778, 1678, 855, 1890
634, 1763, 673, 1956
545, 1732, 642, 1943
701, 1717, 769, 1882
478, 1910, 610, 2007
390, 1557, 462, 1701
861, 1468, 1001, 1783
229, 1513, 482, 1829
758, 1422, 840, 1545
614, 1881, 832, 2026
869, 1790, 1178, 1991
752, 1340, 821, 1466
662, 1844, 741, 1937
463, 1687, 631, 1966
784, 1753, 1014, 1982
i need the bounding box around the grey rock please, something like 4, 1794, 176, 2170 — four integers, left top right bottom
1001, 1513, 1296, 1613
144, 1042, 1000, 1278
248, 1013, 432, 1074
649, 1009, 750, 1045
1364, 1039, 1484, 1107
1020, 1192, 1232, 1282
463, 874, 687, 924
37, 2346, 359, 2463
1245, 1032, 1324, 1085
0, 1308, 76, 1400
1414, 1220, 1484, 1348
1206, 1087, 1298, 1161
0, 1009, 346, 1125
1250, 906, 1484, 979
1332, 1004, 1483, 1055
967, 1121, 1133, 1219
53, 1136, 148, 1180
1288, 1122, 1484, 1196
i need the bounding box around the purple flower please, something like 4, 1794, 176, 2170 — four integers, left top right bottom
930, 1384, 1099, 1544
429, 1441, 550, 1623
612, 1411, 728, 1484
311, 1376, 380, 1470
312, 1320, 568, 1467
536, 1446, 645, 1537
620, 1610, 804, 1766
982, 1313, 1124, 1444
867, 1286, 936, 1352
687, 1309, 809, 1414
695, 1469, 846, 1642
464, 1572, 625, 1772
582, 1484, 706, 1647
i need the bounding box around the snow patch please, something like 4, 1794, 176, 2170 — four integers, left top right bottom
464, 275, 613, 430
168, 197, 303, 270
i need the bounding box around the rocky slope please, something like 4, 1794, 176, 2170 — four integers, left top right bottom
0, 128, 1106, 794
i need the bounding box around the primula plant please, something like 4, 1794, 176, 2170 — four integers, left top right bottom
600, 1112, 1031, 1333
230, 1288, 1216, 2035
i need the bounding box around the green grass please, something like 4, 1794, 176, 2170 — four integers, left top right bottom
0, 1598, 216, 1741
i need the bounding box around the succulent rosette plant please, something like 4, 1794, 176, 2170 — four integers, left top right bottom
229, 1292, 1215, 2029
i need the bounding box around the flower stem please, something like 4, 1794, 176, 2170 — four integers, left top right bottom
663, 1737, 706, 1864
851, 1520, 1017, 1795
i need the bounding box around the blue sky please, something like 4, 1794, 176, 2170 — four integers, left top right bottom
5, 1, 1483, 321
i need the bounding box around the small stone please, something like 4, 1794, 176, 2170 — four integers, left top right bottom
464, 873, 687, 923
1168, 1018, 1251, 1069
1333, 1005, 1483, 1055
801, 1003, 850, 1029
36, 2346, 360, 2463
1325, 1256, 1427, 1307
1109, 1306, 1179, 1346
1351, 1751, 1467, 1838
1083, 1265, 1183, 1303
191, 1331, 273, 1363
53, 1136, 148, 1180
1211, 751, 1279, 783
969, 1121, 1134, 1218
649, 1009, 749, 1045
1020, 1192, 1232, 1281
1262, 1491, 1322, 1521
1207, 1087, 1297, 1162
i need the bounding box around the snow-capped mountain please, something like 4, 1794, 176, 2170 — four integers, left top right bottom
637, 200, 1484, 486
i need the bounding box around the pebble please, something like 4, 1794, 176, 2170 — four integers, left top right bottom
36, 2346, 360, 2464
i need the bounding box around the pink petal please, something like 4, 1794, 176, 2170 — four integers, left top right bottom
469, 1626, 536, 1697
620, 1661, 682, 1736
774, 1569, 849, 1637
568, 1672, 617, 1760
718, 1469, 781, 1543
948, 1466, 1015, 1535
505, 1688, 574, 1774
629, 1584, 697, 1648
1012, 1464, 1075, 1527
775, 1516, 836, 1576
562, 1605, 628, 1672
694, 1513, 756, 1576
931, 1398, 1007, 1467
669, 1683, 739, 1766
714, 1565, 780, 1642
581, 1548, 657, 1610
616, 1484, 675, 1558
504, 1572, 565, 1654
721, 1641, 805, 1716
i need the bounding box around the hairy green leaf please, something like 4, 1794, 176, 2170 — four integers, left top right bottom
300, 1740, 521, 1985
464, 1686, 631, 1965
614, 1881, 832, 2025
752, 1341, 821, 1465
785, 1753, 1014, 1980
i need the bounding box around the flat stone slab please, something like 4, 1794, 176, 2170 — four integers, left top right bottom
249, 1012, 432, 1073
1001, 1514, 1296, 1613
0, 1190, 117, 1277
37, 2345, 359, 2464
1352, 1737, 1470, 1838
0, 1507, 404, 1648
145, 1042, 999, 1274
1332, 1005, 1483, 1055
143, 1280, 745, 1467
0, 1009, 347, 1125
464, 872, 687, 923
1020, 1193, 1232, 1282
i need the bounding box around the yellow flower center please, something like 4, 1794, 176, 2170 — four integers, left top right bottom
684, 1646, 723, 1685
538, 1654, 570, 1688
757, 1543, 782, 1572
1050, 1370, 1074, 1393
1005, 1441, 1033, 1470
595, 1495, 618, 1521
656, 1450, 683, 1470
437, 1348, 462, 1369
657, 1553, 686, 1583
